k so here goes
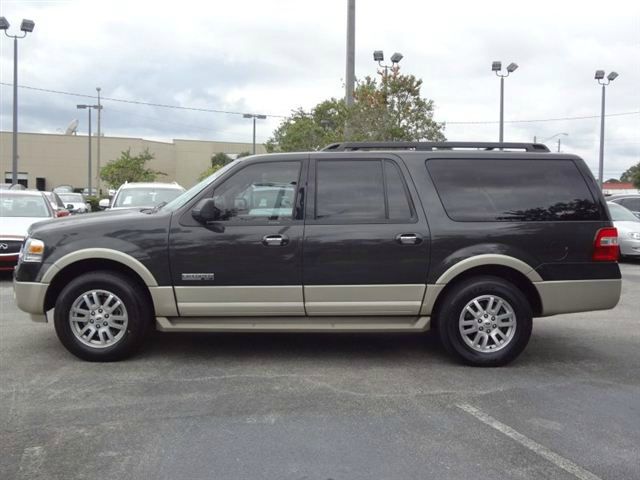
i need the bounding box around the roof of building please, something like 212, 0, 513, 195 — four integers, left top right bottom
602, 182, 635, 190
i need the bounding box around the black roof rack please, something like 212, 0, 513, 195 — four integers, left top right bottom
321, 141, 551, 153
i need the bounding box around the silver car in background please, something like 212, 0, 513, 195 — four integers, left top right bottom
608, 202, 640, 260
57, 192, 91, 214
99, 182, 185, 210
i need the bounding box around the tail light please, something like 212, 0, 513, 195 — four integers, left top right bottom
56, 210, 70, 217
593, 227, 619, 262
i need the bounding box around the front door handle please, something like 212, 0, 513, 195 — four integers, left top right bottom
262, 234, 289, 246
396, 233, 422, 245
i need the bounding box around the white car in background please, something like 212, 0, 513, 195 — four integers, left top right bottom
57, 192, 91, 214
608, 202, 640, 260
0, 190, 55, 271
100, 182, 185, 210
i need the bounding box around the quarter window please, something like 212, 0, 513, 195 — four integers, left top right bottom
427, 159, 601, 222
212, 161, 301, 221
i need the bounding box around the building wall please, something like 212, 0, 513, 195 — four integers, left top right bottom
0, 131, 265, 192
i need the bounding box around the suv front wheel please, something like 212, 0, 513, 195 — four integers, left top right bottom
436, 276, 533, 367
54, 271, 151, 361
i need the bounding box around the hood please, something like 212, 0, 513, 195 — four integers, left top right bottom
613, 220, 640, 235
27, 208, 161, 238
1, 217, 49, 238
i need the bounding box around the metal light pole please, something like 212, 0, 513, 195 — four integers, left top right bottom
595, 70, 618, 188
373, 50, 403, 139
96, 87, 102, 195
243, 114, 267, 155
345, 0, 355, 107
1, 17, 35, 186
77, 104, 102, 195
492, 61, 518, 143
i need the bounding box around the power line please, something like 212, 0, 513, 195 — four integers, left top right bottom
0, 82, 286, 118
1, 81, 639, 125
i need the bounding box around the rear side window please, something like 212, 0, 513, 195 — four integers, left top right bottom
315, 159, 414, 222
427, 159, 600, 222
619, 198, 640, 211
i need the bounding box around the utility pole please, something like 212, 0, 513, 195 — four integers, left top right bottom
344, 0, 355, 139
594, 70, 618, 188
96, 87, 102, 195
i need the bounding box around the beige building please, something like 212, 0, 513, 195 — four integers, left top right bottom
0, 131, 266, 192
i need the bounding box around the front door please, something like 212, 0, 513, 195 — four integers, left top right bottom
303, 154, 430, 316
168, 156, 307, 316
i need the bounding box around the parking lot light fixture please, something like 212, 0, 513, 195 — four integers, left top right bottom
4, 17, 35, 186
76, 104, 103, 195
244, 114, 267, 155
373, 50, 384, 62
595, 70, 619, 188
492, 60, 519, 143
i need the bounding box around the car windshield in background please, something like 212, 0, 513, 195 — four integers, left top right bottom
113, 188, 183, 208
608, 202, 640, 222
0, 194, 50, 218
58, 193, 84, 203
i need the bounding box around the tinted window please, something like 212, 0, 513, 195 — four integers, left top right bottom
213, 161, 300, 221
316, 160, 385, 220
427, 159, 600, 222
384, 160, 413, 220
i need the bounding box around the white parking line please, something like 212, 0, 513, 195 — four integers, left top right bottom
457, 403, 602, 480
17, 446, 46, 479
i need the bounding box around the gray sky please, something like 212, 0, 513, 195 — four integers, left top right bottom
1, 0, 639, 178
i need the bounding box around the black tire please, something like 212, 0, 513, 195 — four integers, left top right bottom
435, 275, 532, 367
54, 271, 152, 361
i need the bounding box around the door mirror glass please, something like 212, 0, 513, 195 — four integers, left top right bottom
98, 198, 110, 209
192, 197, 221, 223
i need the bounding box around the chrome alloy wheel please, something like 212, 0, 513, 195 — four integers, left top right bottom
458, 295, 516, 353
69, 290, 129, 348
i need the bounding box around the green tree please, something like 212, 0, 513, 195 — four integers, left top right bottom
198, 152, 233, 181
267, 69, 445, 152
621, 162, 640, 188
100, 149, 166, 189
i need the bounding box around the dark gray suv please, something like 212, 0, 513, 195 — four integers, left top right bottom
13, 142, 622, 366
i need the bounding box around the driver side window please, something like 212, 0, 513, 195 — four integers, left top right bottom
212, 161, 301, 222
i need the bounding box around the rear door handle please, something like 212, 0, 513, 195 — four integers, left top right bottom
396, 233, 422, 245
262, 234, 289, 246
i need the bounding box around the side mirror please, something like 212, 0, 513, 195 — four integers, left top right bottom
98, 198, 110, 209
192, 197, 221, 223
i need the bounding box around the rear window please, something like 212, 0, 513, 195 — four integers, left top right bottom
427, 159, 600, 222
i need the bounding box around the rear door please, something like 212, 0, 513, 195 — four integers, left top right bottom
303, 154, 430, 316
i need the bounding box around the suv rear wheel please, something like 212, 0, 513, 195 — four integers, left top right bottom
53, 271, 151, 361
436, 276, 532, 367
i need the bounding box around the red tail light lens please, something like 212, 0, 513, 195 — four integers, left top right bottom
593, 227, 619, 262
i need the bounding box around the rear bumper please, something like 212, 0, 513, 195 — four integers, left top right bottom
534, 278, 621, 316
13, 280, 48, 322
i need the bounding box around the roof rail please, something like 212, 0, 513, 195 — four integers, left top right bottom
322, 141, 551, 153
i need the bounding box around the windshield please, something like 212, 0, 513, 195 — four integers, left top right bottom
162, 161, 240, 212
113, 187, 185, 208
608, 202, 640, 222
0, 194, 50, 218
59, 193, 84, 203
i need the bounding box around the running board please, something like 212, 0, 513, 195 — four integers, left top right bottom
155, 316, 430, 333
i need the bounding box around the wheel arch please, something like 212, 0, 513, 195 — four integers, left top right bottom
429, 263, 543, 321
43, 256, 156, 313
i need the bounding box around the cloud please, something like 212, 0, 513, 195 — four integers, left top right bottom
0, 0, 638, 176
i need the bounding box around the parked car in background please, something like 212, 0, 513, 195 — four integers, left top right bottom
82, 187, 98, 197
44, 192, 71, 217
1, 190, 54, 271
57, 192, 91, 214
99, 182, 185, 210
53, 185, 74, 194
608, 202, 640, 260
608, 194, 640, 219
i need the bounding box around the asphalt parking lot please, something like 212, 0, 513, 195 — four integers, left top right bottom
1, 263, 639, 480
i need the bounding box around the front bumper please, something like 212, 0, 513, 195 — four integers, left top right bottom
13, 280, 48, 322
